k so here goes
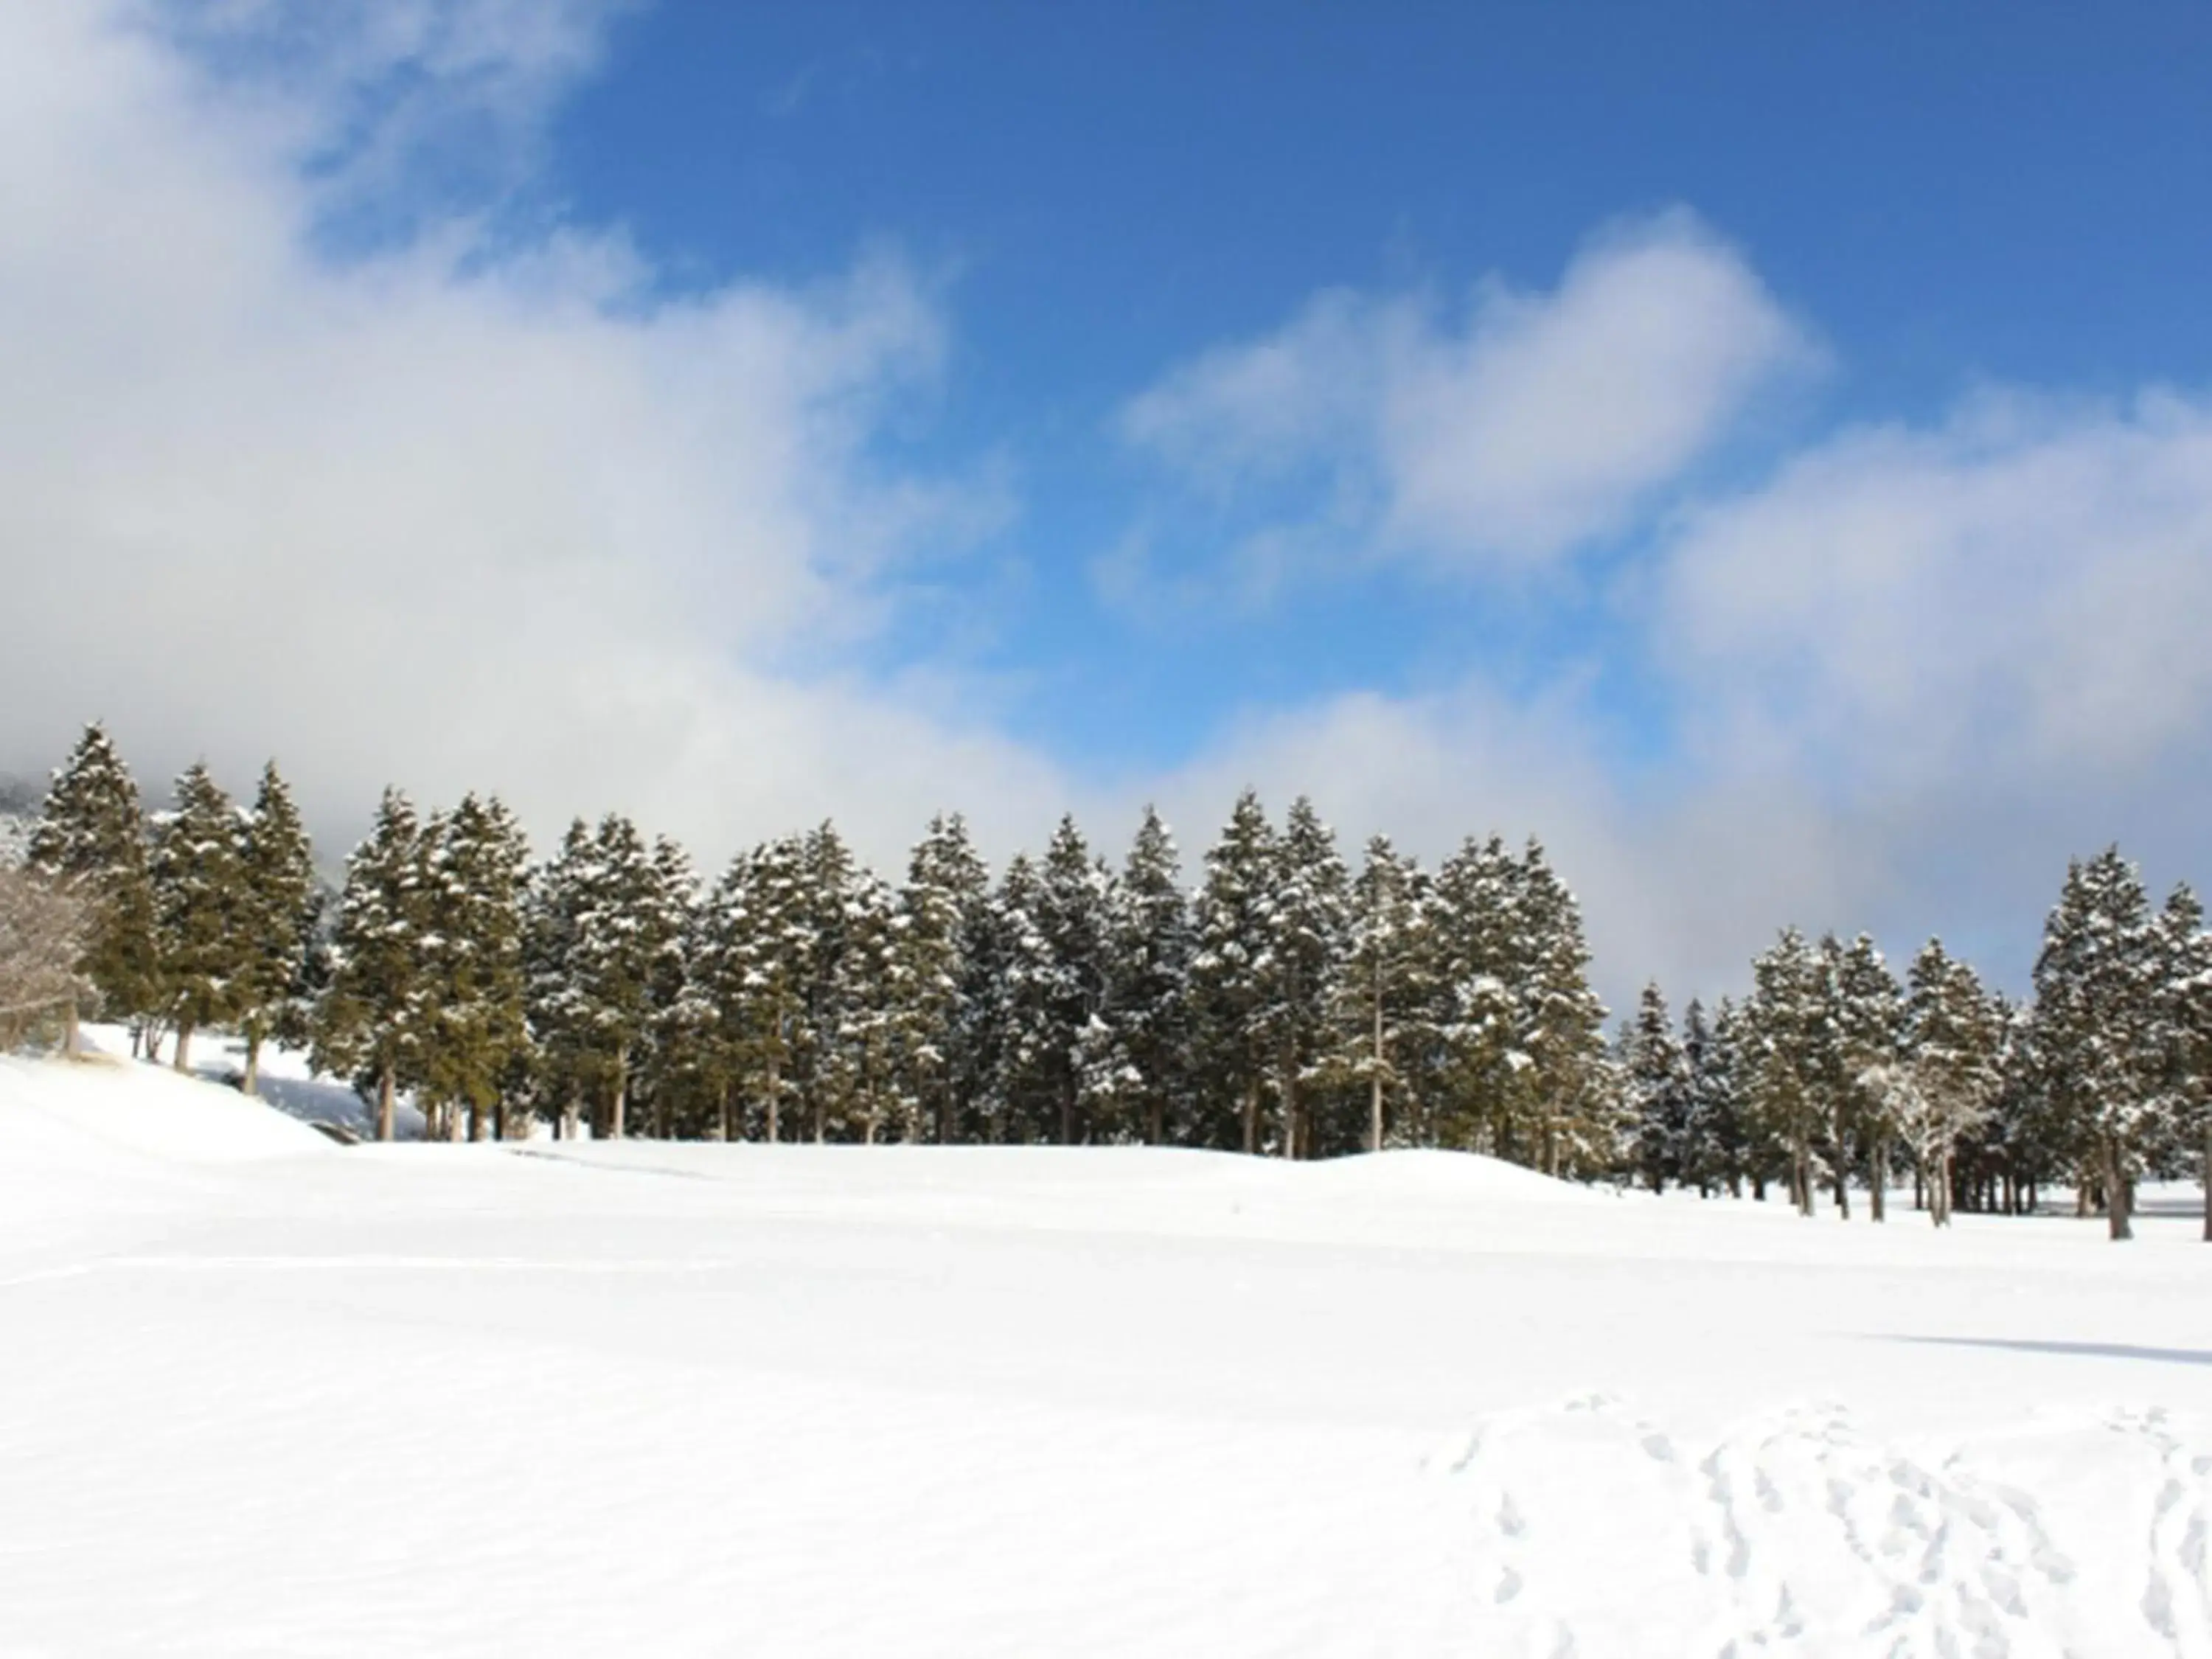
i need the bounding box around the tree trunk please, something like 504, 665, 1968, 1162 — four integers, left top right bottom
376, 1063, 396, 1143
766, 1055, 781, 1143
1060, 1080, 1075, 1147
1279, 1044, 1297, 1159
1791, 1121, 1812, 1217
1871, 1141, 1887, 1222
241, 1031, 262, 1095
2202, 1126, 2211, 1243
1147, 1096, 1163, 1147
1933, 1150, 1951, 1227
609, 1054, 627, 1141
173, 1019, 195, 1074
1242, 1079, 1259, 1155
718, 1082, 732, 1144
2105, 1134, 2132, 1241
64, 995, 81, 1062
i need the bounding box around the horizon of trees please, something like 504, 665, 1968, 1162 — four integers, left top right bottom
7, 722, 2210, 1242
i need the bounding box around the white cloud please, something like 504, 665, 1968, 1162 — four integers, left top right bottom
0, 1, 1063, 871
1119, 212, 1816, 574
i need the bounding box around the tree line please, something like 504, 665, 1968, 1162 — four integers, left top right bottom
10, 723, 2210, 1240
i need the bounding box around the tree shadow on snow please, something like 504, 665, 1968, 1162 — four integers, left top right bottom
1887, 1335, 2212, 1367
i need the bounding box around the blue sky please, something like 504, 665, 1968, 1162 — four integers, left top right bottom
544, 1, 2212, 773
5, 1, 2212, 1000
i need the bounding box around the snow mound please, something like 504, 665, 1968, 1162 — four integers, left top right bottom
1296, 1147, 1610, 1204
0, 1053, 333, 1168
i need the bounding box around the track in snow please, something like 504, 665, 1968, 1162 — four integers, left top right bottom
1442, 1395, 2212, 1657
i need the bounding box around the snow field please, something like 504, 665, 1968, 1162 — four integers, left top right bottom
1, 1054, 2208, 1655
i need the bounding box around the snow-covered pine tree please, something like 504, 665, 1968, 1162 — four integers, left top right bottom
985, 850, 1057, 1143
150, 762, 250, 1074
1425, 835, 1523, 1158
793, 821, 863, 1143
1885, 938, 2004, 1227
1623, 982, 1688, 1193
26, 722, 160, 1052
416, 795, 531, 1141
1330, 835, 1423, 1153
313, 788, 429, 1141
633, 835, 701, 1139
894, 814, 989, 1143
1745, 926, 1824, 1215
1266, 797, 1347, 1158
1829, 932, 1902, 1219
1037, 815, 1112, 1144
2031, 847, 2165, 1239
823, 868, 900, 1143
1512, 840, 1613, 1178
1189, 790, 1279, 1153
2150, 883, 2212, 1242
1679, 996, 1745, 1196
232, 762, 316, 1096
1080, 805, 1192, 1145
524, 819, 595, 1138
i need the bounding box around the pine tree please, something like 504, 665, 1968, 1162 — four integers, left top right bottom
1513, 841, 1613, 1178
2150, 884, 2212, 1242
1679, 996, 1745, 1196
1426, 835, 1520, 1158
150, 763, 249, 1073
1331, 835, 1423, 1153
1266, 797, 1348, 1158
1828, 932, 1902, 1219
1745, 926, 1824, 1215
417, 795, 531, 1141
986, 850, 1058, 1143
233, 762, 316, 1096
2031, 847, 2164, 1239
26, 723, 159, 1052
633, 835, 701, 1139
894, 814, 990, 1143
1036, 815, 1112, 1144
1623, 982, 1688, 1192
1080, 806, 1192, 1145
1880, 938, 2004, 1227
313, 789, 429, 1141
1189, 790, 1279, 1152
524, 819, 597, 1140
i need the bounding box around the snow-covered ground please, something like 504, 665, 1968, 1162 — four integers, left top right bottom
1, 1053, 2208, 1656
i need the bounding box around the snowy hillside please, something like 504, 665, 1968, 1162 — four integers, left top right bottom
1, 1054, 2208, 1655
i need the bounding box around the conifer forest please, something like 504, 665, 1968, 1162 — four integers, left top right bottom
13, 721, 2212, 1240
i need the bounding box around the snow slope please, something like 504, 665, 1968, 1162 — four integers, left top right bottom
1, 1057, 2208, 1656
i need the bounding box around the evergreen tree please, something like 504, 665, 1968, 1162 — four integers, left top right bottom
1189, 790, 1279, 1152
1828, 932, 1902, 1219
1330, 835, 1424, 1153
233, 762, 316, 1096
894, 814, 990, 1143
313, 789, 429, 1141
26, 722, 159, 1051
2151, 884, 2212, 1242
1266, 797, 1348, 1157
150, 762, 248, 1073
2031, 847, 2164, 1239
1078, 807, 1192, 1145
524, 819, 597, 1139
1425, 835, 1521, 1157
985, 851, 1058, 1142
1882, 938, 2004, 1227
1036, 815, 1112, 1144
1512, 841, 1613, 1178
1745, 926, 1824, 1215
1623, 982, 1688, 1193
417, 795, 531, 1141
1679, 996, 1745, 1196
